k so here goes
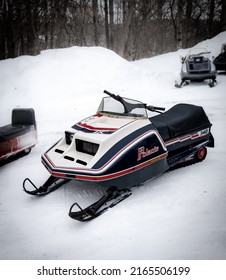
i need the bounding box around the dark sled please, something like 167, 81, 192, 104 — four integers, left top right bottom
175, 48, 217, 88
23, 91, 214, 221
213, 43, 226, 72
0, 108, 37, 162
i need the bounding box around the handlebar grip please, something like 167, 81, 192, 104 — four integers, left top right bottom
103, 90, 119, 100
153, 106, 165, 111
146, 105, 165, 112
103, 90, 112, 96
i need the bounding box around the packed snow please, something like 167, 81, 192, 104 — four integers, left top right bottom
0, 32, 226, 260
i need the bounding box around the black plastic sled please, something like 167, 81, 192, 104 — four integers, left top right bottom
175, 48, 217, 88
0, 108, 37, 163
214, 43, 226, 72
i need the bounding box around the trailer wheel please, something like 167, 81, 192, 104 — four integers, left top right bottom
196, 147, 207, 161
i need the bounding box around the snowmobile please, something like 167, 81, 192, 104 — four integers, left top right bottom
0, 108, 37, 162
175, 48, 217, 88
23, 90, 214, 222
213, 43, 226, 72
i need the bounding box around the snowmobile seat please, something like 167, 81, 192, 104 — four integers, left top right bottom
12, 108, 36, 127
150, 103, 211, 141
0, 108, 36, 142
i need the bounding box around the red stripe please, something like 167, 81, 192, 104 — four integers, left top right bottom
191, 133, 199, 139
52, 172, 66, 178
52, 153, 168, 182
77, 122, 117, 131
165, 131, 204, 146
180, 135, 190, 141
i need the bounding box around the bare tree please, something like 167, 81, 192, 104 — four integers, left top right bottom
221, 0, 226, 31
109, 0, 114, 49
207, 0, 216, 37
118, 0, 136, 57
176, 0, 184, 49
0, 0, 225, 60
104, 0, 110, 48
92, 0, 99, 46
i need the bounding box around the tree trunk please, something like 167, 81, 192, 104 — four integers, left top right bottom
109, 0, 114, 49
119, 0, 135, 58
0, 0, 7, 59
92, 0, 99, 46
221, 0, 226, 31
184, 0, 193, 47
104, 0, 110, 48
176, 0, 184, 49
208, 0, 215, 37
157, 0, 164, 54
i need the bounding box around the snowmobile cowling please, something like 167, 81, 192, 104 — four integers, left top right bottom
41, 91, 214, 188
175, 48, 217, 88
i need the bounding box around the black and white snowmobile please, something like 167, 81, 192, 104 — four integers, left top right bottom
213, 43, 226, 72
0, 108, 37, 163
175, 48, 217, 88
23, 90, 214, 221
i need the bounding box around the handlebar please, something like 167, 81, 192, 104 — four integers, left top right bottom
103, 89, 113, 96
103, 90, 165, 113
146, 105, 165, 112
103, 90, 118, 99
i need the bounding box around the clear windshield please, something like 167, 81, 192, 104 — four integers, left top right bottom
187, 48, 210, 59
97, 96, 148, 118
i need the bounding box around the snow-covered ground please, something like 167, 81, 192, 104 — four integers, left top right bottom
0, 32, 226, 260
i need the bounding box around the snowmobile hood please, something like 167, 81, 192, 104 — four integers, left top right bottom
42, 112, 154, 174
41, 91, 169, 184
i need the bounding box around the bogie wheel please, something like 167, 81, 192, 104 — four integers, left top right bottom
195, 146, 207, 162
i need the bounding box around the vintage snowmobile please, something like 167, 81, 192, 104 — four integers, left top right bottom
23, 90, 214, 221
213, 43, 226, 72
175, 48, 217, 88
0, 108, 37, 163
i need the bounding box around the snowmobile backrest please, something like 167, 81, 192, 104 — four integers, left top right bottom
12, 108, 36, 128
150, 104, 211, 141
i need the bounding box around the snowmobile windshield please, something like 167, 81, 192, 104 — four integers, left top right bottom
97, 96, 148, 118
187, 48, 210, 59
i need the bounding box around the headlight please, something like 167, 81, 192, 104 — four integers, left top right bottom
65, 131, 74, 145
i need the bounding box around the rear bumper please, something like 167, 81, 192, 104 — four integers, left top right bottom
182, 72, 216, 81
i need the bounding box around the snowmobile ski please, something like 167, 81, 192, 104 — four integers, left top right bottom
175, 80, 189, 88
69, 187, 132, 222
23, 176, 70, 195
208, 79, 217, 87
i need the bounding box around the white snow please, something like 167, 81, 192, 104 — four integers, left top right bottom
0, 32, 226, 260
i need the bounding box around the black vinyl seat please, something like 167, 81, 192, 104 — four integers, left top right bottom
0, 108, 36, 142
150, 103, 211, 141
0, 125, 31, 142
